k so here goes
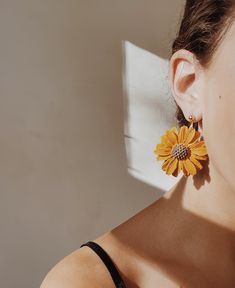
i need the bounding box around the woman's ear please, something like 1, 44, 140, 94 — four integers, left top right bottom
168, 49, 204, 122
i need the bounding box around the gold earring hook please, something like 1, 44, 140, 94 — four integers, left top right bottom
188, 115, 195, 128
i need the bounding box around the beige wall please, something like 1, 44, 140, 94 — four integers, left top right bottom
0, 1, 184, 287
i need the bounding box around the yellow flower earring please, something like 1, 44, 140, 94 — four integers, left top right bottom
153, 115, 208, 177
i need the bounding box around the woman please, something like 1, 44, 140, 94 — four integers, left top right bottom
41, 1, 235, 287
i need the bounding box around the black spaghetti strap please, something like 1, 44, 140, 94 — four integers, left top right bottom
80, 241, 127, 288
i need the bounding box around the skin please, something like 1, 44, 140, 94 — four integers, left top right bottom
40, 18, 235, 288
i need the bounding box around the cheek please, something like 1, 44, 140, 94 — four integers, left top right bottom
202, 73, 235, 188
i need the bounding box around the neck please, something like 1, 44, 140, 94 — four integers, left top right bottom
166, 159, 235, 278
160, 160, 235, 285
182, 158, 235, 231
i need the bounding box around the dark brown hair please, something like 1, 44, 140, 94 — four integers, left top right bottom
171, 0, 235, 130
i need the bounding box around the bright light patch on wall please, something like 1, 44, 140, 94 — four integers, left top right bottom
122, 40, 183, 192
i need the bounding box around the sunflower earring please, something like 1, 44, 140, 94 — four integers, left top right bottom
153, 115, 208, 177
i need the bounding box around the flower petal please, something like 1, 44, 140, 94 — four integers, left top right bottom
178, 126, 188, 143
182, 161, 189, 176
160, 135, 173, 148
156, 143, 171, 150
157, 154, 173, 161
177, 160, 183, 175
184, 127, 196, 145
162, 156, 175, 172
166, 157, 178, 175
189, 155, 203, 170
184, 158, 197, 175
188, 140, 205, 149
166, 128, 178, 145
155, 144, 172, 155
172, 159, 183, 177
169, 127, 179, 135
188, 130, 201, 145
193, 154, 208, 161
192, 146, 208, 156
155, 149, 171, 156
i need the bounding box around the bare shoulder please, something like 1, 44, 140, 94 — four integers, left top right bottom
40, 243, 115, 288
40, 192, 180, 288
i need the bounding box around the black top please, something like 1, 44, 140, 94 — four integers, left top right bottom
80, 241, 127, 288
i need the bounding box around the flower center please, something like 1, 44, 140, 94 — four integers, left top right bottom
172, 144, 190, 160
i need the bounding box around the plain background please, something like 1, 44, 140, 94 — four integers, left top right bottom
0, 1, 184, 287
